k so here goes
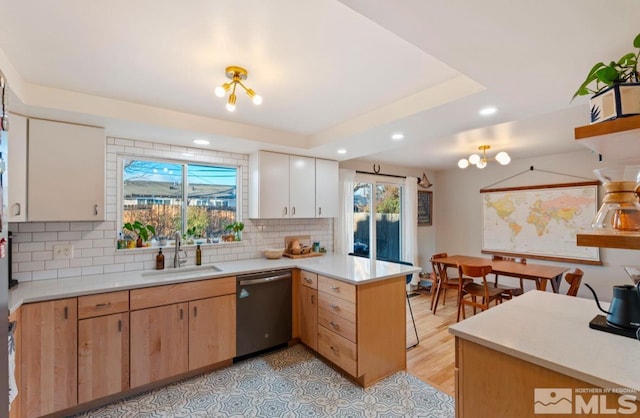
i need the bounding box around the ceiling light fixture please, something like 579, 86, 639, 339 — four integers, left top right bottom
458, 145, 510, 169
391, 133, 404, 141
337, 149, 347, 155
193, 139, 210, 145
214, 66, 262, 112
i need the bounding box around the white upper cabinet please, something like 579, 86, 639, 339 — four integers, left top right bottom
28, 119, 105, 221
315, 159, 338, 218
249, 151, 338, 219
289, 155, 315, 218
6, 114, 27, 222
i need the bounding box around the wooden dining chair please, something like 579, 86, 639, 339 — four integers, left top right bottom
491, 255, 525, 299
564, 268, 584, 297
430, 253, 473, 315
457, 263, 509, 322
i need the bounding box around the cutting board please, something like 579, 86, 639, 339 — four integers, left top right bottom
283, 252, 323, 259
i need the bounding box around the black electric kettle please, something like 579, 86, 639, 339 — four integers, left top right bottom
585, 282, 640, 330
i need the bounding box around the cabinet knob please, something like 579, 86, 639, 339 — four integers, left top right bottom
330, 303, 340, 311
283, 206, 288, 216
329, 321, 339, 330
318, 207, 322, 216
304, 277, 312, 283
94, 204, 99, 216
292, 206, 296, 216
330, 285, 339, 291
330, 346, 339, 353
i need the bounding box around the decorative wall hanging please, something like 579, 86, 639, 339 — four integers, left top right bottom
417, 190, 432, 226
480, 181, 601, 265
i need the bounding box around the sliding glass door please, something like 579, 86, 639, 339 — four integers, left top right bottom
353, 176, 403, 261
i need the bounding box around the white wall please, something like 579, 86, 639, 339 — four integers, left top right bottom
10, 137, 333, 281
434, 148, 638, 302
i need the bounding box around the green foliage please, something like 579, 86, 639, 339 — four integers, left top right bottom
123, 221, 156, 242
572, 33, 640, 101
224, 221, 245, 241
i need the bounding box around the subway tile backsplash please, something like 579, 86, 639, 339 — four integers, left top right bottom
10, 137, 334, 282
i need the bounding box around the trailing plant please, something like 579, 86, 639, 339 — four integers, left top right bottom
572, 33, 640, 101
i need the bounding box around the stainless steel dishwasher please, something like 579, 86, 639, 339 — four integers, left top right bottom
236, 269, 292, 358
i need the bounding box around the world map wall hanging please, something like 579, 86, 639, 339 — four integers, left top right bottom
480, 181, 601, 265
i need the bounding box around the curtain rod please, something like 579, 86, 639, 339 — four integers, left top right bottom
356, 165, 433, 188
356, 170, 408, 179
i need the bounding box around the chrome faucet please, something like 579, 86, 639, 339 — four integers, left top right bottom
174, 231, 187, 268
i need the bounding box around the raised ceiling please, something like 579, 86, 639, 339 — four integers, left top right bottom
0, 0, 638, 169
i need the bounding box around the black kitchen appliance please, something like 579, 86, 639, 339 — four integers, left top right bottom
585, 279, 640, 339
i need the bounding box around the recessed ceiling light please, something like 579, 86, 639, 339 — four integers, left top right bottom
193, 139, 210, 145
479, 107, 497, 116
391, 133, 404, 141
337, 149, 347, 155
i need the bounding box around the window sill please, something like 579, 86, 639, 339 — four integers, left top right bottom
115, 240, 242, 252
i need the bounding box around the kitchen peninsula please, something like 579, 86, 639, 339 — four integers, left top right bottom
450, 291, 640, 417
9, 254, 419, 418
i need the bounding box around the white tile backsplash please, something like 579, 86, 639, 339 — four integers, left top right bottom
10, 137, 334, 281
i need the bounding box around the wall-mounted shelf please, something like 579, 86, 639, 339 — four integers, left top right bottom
577, 230, 640, 250
575, 115, 640, 250
574, 114, 640, 161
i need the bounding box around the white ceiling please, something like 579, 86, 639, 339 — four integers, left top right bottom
0, 0, 638, 170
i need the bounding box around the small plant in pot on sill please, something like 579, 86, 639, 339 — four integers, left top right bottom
572, 33, 640, 124
123, 221, 156, 248
223, 221, 244, 242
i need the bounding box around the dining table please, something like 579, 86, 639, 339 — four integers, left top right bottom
433, 254, 571, 295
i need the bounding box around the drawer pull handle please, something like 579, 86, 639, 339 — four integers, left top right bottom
13, 203, 20, 216
329, 321, 340, 329
118, 319, 122, 332
194, 306, 198, 317
94, 204, 99, 216
318, 207, 322, 216
64, 306, 68, 319
330, 346, 339, 353
330, 303, 340, 311
95, 302, 111, 308
330, 285, 339, 291
180, 308, 184, 320
304, 277, 312, 283
292, 206, 296, 216
283, 207, 287, 216
311, 295, 315, 304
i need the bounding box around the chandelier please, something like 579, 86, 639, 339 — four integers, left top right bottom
458, 145, 510, 169
214, 66, 262, 112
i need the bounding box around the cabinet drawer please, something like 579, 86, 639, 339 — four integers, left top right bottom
318, 275, 355, 303
130, 277, 235, 310
318, 326, 357, 376
300, 270, 318, 289
318, 308, 356, 343
318, 291, 356, 323
78, 290, 129, 319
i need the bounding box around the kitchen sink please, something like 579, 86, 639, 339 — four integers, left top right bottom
141, 265, 222, 277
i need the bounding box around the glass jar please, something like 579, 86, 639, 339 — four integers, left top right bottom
592, 166, 640, 231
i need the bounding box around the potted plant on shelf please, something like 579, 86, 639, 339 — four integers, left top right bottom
572, 33, 640, 123
223, 221, 244, 242
123, 221, 156, 248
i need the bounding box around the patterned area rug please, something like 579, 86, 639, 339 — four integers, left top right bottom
72, 345, 454, 417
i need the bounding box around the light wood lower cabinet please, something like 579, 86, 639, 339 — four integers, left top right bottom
189, 295, 236, 370
455, 338, 640, 418
20, 298, 78, 418
311, 274, 406, 387
78, 312, 130, 403
130, 303, 189, 388
298, 271, 318, 351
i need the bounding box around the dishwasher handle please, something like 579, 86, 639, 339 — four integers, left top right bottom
239, 273, 291, 286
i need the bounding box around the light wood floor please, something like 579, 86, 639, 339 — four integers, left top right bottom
405, 290, 459, 397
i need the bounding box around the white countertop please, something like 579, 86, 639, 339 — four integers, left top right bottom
449, 291, 640, 393
9, 254, 419, 312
